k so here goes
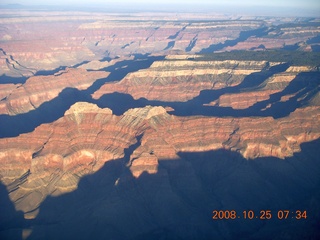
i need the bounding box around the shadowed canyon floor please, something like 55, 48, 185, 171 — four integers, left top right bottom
0, 8, 320, 240
1, 140, 320, 240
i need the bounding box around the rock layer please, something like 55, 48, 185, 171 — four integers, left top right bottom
213, 65, 320, 109
1, 11, 319, 77
0, 68, 109, 115
0, 102, 319, 218
0, 10, 320, 239
92, 59, 272, 101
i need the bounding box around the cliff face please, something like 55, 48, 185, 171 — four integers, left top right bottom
0, 9, 320, 239
92, 59, 272, 101
1, 11, 319, 77
213, 66, 320, 109
0, 102, 319, 218
223, 24, 320, 51
92, 56, 319, 110
0, 54, 319, 224
0, 68, 109, 115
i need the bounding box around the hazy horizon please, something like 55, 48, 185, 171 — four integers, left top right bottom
1, 0, 319, 17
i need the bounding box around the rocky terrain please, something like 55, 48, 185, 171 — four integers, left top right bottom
0, 68, 109, 115
92, 59, 272, 101
0, 8, 320, 240
1, 102, 319, 218
1, 10, 320, 77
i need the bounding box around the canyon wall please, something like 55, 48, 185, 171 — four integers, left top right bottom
0, 9, 319, 240
0, 68, 109, 115
0, 101, 319, 219
1, 11, 319, 77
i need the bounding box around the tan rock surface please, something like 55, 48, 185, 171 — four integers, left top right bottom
92, 59, 271, 102
1, 11, 318, 78
0, 102, 319, 217
0, 68, 109, 115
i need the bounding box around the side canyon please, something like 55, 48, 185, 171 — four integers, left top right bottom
0, 8, 320, 240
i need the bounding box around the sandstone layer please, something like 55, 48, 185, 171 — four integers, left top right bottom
92, 59, 273, 101
224, 24, 320, 52
0, 68, 109, 115
211, 65, 320, 109
0, 9, 320, 239
0, 102, 319, 218
1, 11, 319, 77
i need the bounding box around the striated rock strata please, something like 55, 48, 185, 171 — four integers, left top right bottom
1, 11, 319, 77
92, 59, 273, 101
0, 102, 319, 218
0, 68, 109, 115
211, 65, 319, 109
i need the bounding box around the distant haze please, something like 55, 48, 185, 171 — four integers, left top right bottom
1, 0, 319, 16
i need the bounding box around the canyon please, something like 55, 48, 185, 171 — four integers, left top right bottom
0, 7, 320, 240
1, 10, 320, 77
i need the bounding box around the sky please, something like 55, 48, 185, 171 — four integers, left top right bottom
2, 0, 319, 7
1, 0, 319, 16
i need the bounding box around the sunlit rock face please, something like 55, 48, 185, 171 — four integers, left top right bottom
92, 59, 271, 101
0, 100, 319, 218
0, 9, 320, 240
0, 68, 109, 115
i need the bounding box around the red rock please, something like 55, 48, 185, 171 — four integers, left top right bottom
0, 68, 109, 115
1, 12, 318, 78
214, 91, 278, 109
0, 103, 319, 217
0, 84, 21, 100
92, 59, 269, 101
0, 10, 320, 225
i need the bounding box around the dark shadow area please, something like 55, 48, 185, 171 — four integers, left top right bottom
185, 35, 198, 52
100, 56, 113, 62
133, 53, 151, 60
87, 56, 163, 93
0, 87, 88, 137
307, 34, 320, 44
282, 43, 300, 51
71, 60, 90, 68
0, 48, 35, 75
190, 62, 289, 103
163, 41, 175, 50
311, 45, 320, 52
247, 72, 320, 118
167, 24, 188, 40
0, 56, 164, 138
0, 181, 24, 240
99, 62, 289, 115
22, 139, 320, 240
249, 44, 266, 51
0, 75, 27, 84
33, 66, 67, 76
121, 43, 130, 49
97, 92, 146, 115
123, 134, 143, 166
7, 170, 31, 194
194, 50, 320, 66
95, 62, 319, 118
1, 59, 318, 138
198, 27, 269, 53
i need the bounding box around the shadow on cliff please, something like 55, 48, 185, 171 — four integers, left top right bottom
198, 27, 269, 53
168, 70, 320, 118
0, 75, 28, 84
0, 181, 25, 240
23, 139, 320, 240
1, 59, 318, 138
96, 63, 319, 119
0, 56, 164, 138
95, 63, 290, 115
34, 66, 67, 76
